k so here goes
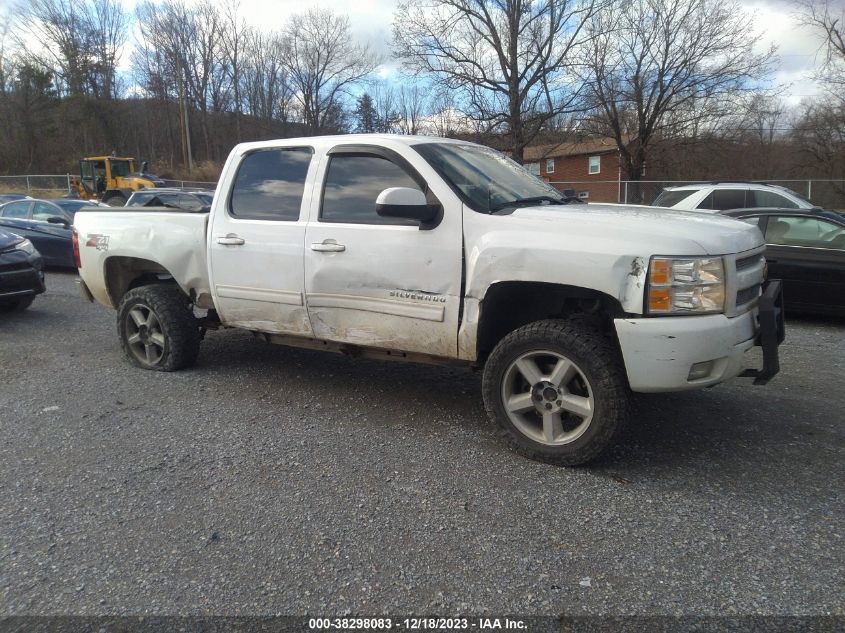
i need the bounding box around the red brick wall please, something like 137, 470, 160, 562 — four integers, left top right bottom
538, 151, 622, 203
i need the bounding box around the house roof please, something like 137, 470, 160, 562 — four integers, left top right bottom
524, 137, 620, 162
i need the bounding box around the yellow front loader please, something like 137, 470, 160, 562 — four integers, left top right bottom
69, 156, 166, 206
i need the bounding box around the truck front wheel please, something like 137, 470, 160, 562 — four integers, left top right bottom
117, 284, 200, 371
482, 319, 629, 466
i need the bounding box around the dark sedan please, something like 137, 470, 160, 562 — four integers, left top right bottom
0, 228, 45, 311
720, 207, 845, 316
0, 198, 103, 268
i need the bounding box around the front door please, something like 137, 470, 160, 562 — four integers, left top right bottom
763, 214, 845, 312
303, 147, 462, 358
209, 146, 316, 335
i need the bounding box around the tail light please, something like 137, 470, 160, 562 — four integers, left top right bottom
71, 227, 81, 268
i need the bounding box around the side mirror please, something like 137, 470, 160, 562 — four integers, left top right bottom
376, 187, 438, 223
47, 216, 70, 227
140, 161, 148, 174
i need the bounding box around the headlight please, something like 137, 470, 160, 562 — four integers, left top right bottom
15, 239, 36, 255
647, 256, 725, 315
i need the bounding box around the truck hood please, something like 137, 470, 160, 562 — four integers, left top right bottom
511, 203, 763, 255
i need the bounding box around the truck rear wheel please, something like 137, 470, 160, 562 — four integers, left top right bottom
117, 284, 200, 371
482, 319, 629, 466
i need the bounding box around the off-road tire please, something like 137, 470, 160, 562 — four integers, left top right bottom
0, 296, 34, 312
117, 284, 200, 371
103, 193, 127, 207
482, 318, 630, 466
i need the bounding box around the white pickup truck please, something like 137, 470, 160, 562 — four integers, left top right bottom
74, 134, 784, 465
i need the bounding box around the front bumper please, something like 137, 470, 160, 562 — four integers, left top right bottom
614, 280, 784, 393
0, 251, 45, 300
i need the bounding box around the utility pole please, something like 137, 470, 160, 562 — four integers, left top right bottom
176, 56, 194, 175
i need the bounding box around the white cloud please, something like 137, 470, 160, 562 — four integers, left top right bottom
743, 0, 827, 104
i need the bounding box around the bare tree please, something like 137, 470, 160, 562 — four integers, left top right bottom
220, 0, 246, 137
371, 82, 401, 132
396, 83, 427, 135
82, 0, 128, 98
240, 29, 293, 123
580, 0, 776, 182
394, 0, 602, 162
283, 8, 379, 134
15, 0, 127, 99
796, 0, 845, 99
727, 94, 787, 145
791, 96, 845, 199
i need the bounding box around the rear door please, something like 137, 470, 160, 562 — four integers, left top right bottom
208, 146, 316, 335
29, 201, 74, 266
302, 145, 463, 358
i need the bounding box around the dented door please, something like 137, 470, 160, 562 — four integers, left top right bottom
303, 146, 462, 357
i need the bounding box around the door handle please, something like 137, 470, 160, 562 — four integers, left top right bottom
311, 240, 346, 252
216, 234, 245, 246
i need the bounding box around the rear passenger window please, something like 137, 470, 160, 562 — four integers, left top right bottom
751, 190, 798, 209
321, 154, 422, 225
1, 201, 30, 218
710, 189, 748, 210
230, 147, 312, 221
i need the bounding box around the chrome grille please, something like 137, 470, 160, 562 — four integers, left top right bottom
724, 247, 766, 317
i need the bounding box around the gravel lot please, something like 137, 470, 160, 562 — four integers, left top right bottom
1, 270, 843, 617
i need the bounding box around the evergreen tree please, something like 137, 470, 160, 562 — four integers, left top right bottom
354, 93, 378, 133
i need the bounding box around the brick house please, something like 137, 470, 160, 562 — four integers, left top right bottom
523, 137, 626, 203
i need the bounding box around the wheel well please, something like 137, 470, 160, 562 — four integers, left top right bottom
104, 256, 176, 307
475, 282, 625, 361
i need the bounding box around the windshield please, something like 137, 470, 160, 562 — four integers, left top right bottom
414, 143, 569, 213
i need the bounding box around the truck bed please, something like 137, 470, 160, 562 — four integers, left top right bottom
74, 208, 211, 309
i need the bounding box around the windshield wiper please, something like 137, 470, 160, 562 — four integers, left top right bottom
491, 195, 568, 212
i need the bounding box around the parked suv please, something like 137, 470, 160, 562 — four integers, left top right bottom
653, 182, 815, 212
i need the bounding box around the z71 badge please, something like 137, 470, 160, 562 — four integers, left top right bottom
85, 234, 109, 251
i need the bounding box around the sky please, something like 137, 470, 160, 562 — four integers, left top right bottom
234, 0, 829, 106
0, 0, 829, 106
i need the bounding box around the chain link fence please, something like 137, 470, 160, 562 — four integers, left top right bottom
4, 174, 844, 209
0, 174, 217, 198
548, 179, 845, 210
